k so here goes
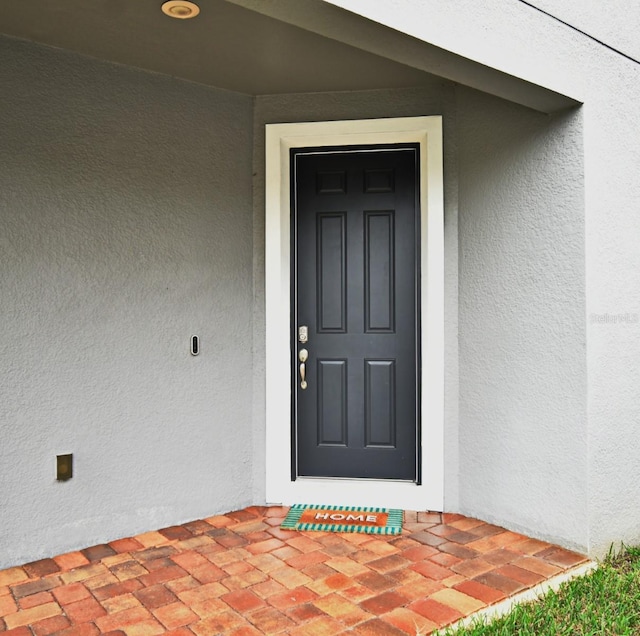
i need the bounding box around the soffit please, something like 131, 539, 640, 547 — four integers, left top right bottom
0, 0, 443, 95
228, 0, 581, 112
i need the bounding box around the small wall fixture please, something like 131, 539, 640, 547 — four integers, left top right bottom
161, 1, 200, 19
56, 454, 73, 481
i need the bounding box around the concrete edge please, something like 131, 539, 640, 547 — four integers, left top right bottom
435, 560, 598, 634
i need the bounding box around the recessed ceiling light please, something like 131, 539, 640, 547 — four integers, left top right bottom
161, 1, 200, 19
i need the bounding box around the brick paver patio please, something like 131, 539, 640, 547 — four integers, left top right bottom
0, 506, 588, 635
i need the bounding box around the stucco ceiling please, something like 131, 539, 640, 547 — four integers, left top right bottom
0, 0, 442, 95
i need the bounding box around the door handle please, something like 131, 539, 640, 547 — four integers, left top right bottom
299, 348, 308, 390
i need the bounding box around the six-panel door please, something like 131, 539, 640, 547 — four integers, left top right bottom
293, 147, 420, 481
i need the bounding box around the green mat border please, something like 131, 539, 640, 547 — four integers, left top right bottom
281, 503, 403, 535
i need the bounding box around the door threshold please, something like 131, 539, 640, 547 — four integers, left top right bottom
269, 475, 438, 511
296, 476, 416, 484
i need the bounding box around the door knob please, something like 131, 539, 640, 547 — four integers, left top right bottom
299, 348, 308, 390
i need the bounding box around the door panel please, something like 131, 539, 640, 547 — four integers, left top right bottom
316, 213, 347, 332
365, 359, 396, 447
317, 359, 348, 446
293, 146, 420, 481
365, 211, 395, 332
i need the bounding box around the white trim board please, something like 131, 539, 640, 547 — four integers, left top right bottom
265, 117, 444, 512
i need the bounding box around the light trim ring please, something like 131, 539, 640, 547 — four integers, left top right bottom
161, 1, 200, 19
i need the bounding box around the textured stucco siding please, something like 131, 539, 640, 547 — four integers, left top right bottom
583, 54, 640, 555
0, 36, 255, 568
457, 89, 587, 551
326, 0, 640, 557
528, 0, 640, 62
322, 0, 586, 104
3, 0, 639, 566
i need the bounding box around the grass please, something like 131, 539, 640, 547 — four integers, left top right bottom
435, 545, 640, 636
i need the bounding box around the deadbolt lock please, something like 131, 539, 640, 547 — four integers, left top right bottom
298, 325, 308, 343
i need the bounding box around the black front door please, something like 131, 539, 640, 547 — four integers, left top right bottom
292, 146, 420, 481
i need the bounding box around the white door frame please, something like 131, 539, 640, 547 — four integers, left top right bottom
265, 116, 444, 511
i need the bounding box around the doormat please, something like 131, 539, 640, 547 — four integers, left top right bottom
281, 504, 403, 535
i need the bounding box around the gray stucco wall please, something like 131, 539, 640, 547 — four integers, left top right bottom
328, 0, 640, 559
0, 24, 603, 567
583, 50, 640, 556
457, 89, 587, 551
0, 36, 255, 568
